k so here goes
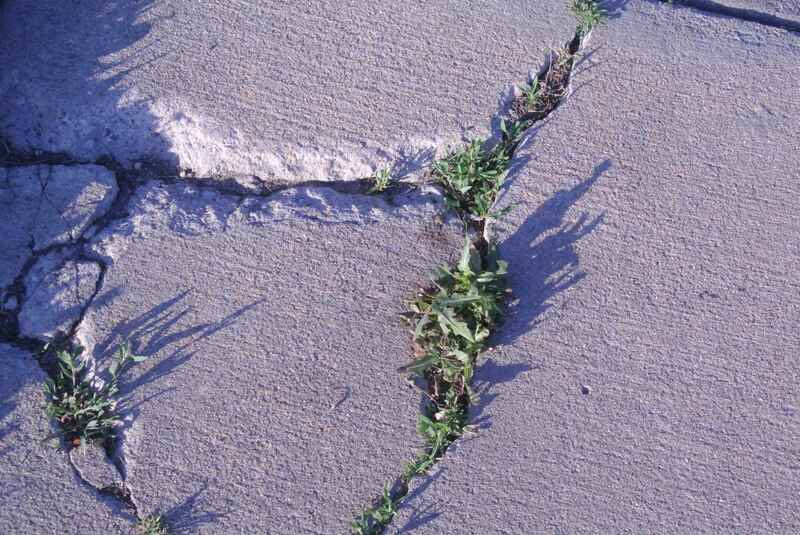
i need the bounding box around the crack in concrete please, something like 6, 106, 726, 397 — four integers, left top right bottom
1, 9, 598, 530
352, 22, 591, 534
657, 0, 800, 32
0, 147, 446, 527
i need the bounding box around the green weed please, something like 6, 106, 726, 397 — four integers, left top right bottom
137, 515, 169, 535
431, 140, 509, 222
570, 0, 606, 36
402, 239, 506, 398
351, 486, 399, 535
43, 343, 146, 447
367, 167, 392, 194
519, 77, 541, 111
431, 118, 526, 227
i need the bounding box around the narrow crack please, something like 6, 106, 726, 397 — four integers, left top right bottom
657, 0, 800, 33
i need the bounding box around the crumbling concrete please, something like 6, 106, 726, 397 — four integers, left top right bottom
18, 251, 101, 341
0, 164, 116, 289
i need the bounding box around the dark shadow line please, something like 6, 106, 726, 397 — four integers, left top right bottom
653, 0, 800, 33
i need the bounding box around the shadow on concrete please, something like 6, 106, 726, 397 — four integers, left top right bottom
165, 481, 229, 534
599, 0, 632, 19
498, 161, 608, 346
392, 468, 446, 533
644, 0, 800, 33
0, 1, 178, 169
94, 290, 263, 395
471, 161, 609, 431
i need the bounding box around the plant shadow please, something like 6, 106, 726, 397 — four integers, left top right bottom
164, 481, 229, 534
468, 162, 607, 431
392, 468, 446, 533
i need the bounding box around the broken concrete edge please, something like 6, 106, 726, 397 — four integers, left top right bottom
350, 15, 596, 533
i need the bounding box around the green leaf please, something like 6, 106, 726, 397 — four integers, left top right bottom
435, 294, 483, 307
432, 304, 474, 343
397, 352, 439, 375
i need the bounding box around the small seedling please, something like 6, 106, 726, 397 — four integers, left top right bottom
367, 167, 392, 194
43, 343, 146, 447
519, 77, 541, 111
138, 515, 169, 535
570, 0, 606, 36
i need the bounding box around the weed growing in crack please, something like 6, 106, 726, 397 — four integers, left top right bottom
403, 240, 507, 401
518, 77, 542, 112
431, 119, 528, 231
137, 515, 169, 535
570, 0, 606, 38
510, 47, 576, 121
351, 486, 398, 535
352, 7, 590, 530
351, 239, 508, 534
431, 139, 510, 222
367, 167, 393, 194
43, 342, 146, 447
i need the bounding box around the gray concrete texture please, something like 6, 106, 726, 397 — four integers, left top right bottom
0, 1, 575, 181
76, 182, 462, 532
0, 343, 131, 534
390, 2, 800, 533
0, 164, 116, 289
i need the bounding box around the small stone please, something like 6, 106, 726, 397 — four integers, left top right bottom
580, 384, 591, 395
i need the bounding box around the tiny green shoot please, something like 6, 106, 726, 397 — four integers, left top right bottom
367, 167, 392, 194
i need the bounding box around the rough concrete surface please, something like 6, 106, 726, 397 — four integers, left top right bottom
390, 3, 800, 534
76, 181, 462, 532
0, 164, 116, 289
0, 343, 131, 534
0, 1, 574, 180
18, 250, 101, 340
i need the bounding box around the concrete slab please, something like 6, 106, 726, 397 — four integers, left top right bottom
390, 3, 800, 533
0, 164, 116, 289
0, 1, 574, 180
77, 181, 462, 532
0, 343, 132, 534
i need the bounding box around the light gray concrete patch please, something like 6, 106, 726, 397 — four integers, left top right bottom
390, 4, 800, 533
0, 343, 132, 534
0, 1, 574, 180
0, 164, 117, 289
79, 181, 463, 532
18, 250, 101, 340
